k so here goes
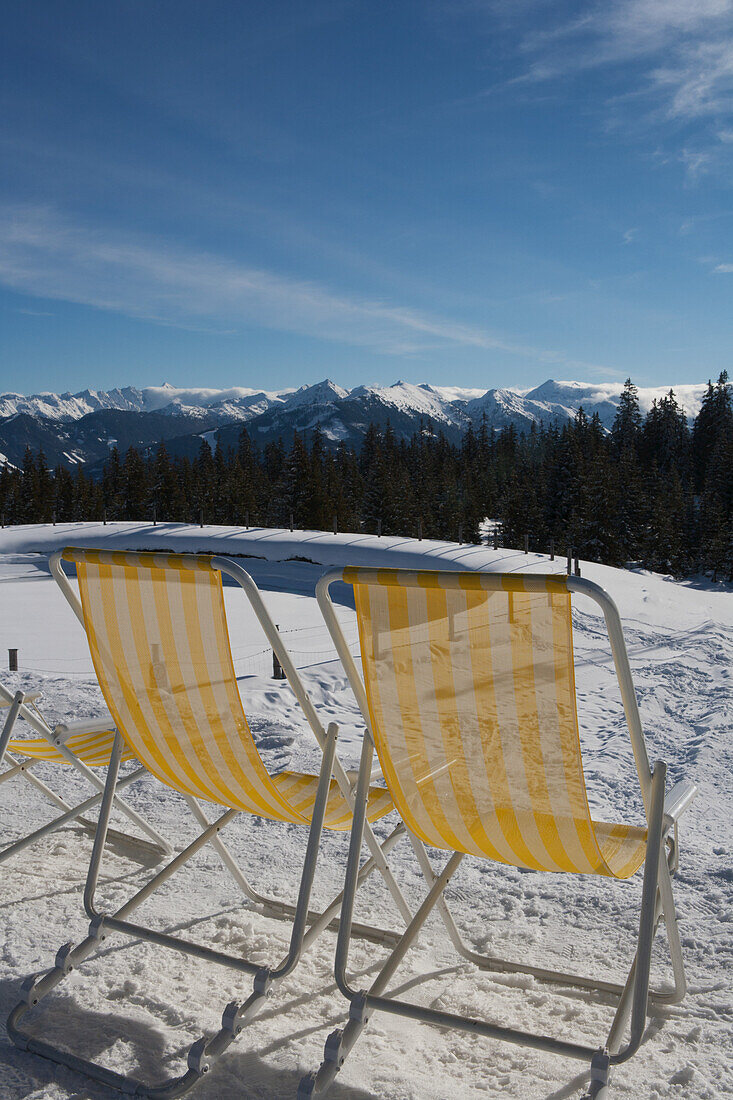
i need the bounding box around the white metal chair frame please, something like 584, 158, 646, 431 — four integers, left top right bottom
300, 569, 697, 1100
8, 551, 413, 1100
0, 682, 172, 863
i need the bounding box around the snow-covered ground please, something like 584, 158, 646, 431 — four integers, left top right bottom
0, 525, 731, 1099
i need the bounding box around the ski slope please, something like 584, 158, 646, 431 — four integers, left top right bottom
0, 524, 731, 1099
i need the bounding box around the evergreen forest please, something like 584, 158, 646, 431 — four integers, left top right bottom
1, 376, 732, 582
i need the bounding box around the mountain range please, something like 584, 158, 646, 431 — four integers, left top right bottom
0, 378, 707, 471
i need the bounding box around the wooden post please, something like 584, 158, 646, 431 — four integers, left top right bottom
245, 510, 249, 529
333, 514, 338, 535
494, 529, 499, 550
567, 548, 573, 576
103, 509, 107, 526
574, 554, 581, 577
52, 511, 56, 526
272, 626, 286, 680
199, 509, 204, 528
458, 523, 463, 544
418, 519, 423, 541
377, 518, 382, 537
153, 504, 157, 526
289, 512, 294, 532
1, 514, 4, 529
550, 538, 555, 561
524, 533, 529, 554
8, 649, 18, 672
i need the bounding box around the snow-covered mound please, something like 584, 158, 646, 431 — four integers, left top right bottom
0, 523, 729, 1099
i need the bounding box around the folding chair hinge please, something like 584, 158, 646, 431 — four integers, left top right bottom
590, 1049, 611, 1084
253, 967, 274, 996
20, 973, 45, 1009
54, 941, 75, 974
221, 999, 242, 1035
187, 1036, 212, 1075
88, 915, 108, 943
348, 991, 370, 1025
666, 826, 680, 875
324, 1027, 346, 1065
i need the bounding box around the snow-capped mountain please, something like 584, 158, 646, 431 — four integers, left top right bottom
466, 379, 706, 431
0, 377, 709, 469
0, 383, 294, 423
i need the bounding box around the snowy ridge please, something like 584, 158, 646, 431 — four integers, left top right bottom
0, 377, 709, 430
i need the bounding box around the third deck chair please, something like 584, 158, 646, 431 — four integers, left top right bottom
0, 680, 171, 863
8, 548, 412, 1099
302, 568, 697, 1099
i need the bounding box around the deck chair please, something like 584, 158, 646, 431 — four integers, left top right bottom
301, 568, 697, 1099
8, 548, 412, 1099
0, 681, 171, 863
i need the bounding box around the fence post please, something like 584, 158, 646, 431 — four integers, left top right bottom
245, 510, 249, 529
52, 511, 56, 527
272, 626, 286, 680
377, 518, 382, 538
1, 513, 4, 528
458, 523, 463, 544
418, 518, 423, 541
574, 554, 581, 577
494, 529, 499, 550
153, 504, 157, 526
333, 514, 338, 535
524, 533, 529, 554
199, 509, 204, 528
289, 512, 294, 532
550, 538, 555, 561
103, 509, 107, 526
567, 548, 573, 576
8, 649, 18, 672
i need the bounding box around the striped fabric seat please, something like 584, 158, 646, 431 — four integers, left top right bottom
345, 567, 647, 878
65, 548, 393, 830
7, 729, 135, 767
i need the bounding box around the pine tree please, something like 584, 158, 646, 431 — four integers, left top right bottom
692, 371, 733, 494
611, 379, 643, 456
641, 390, 690, 477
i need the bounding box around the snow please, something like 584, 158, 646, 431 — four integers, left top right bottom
0, 524, 731, 1099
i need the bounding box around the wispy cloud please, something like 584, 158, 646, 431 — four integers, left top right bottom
623, 227, 638, 244
713, 261, 733, 271
507, 1, 733, 163
0, 205, 609, 374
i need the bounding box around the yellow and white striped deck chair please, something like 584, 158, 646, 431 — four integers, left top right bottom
8, 548, 411, 1100
0, 681, 170, 864
303, 567, 697, 1100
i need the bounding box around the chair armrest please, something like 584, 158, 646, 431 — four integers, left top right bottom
663, 780, 698, 828
53, 716, 116, 742
346, 765, 385, 788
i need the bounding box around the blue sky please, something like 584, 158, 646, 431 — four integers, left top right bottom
1, 0, 732, 395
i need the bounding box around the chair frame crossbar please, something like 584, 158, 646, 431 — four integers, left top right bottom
299, 569, 697, 1100
7, 550, 413, 1098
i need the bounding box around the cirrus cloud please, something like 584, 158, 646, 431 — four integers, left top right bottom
0, 204, 611, 375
